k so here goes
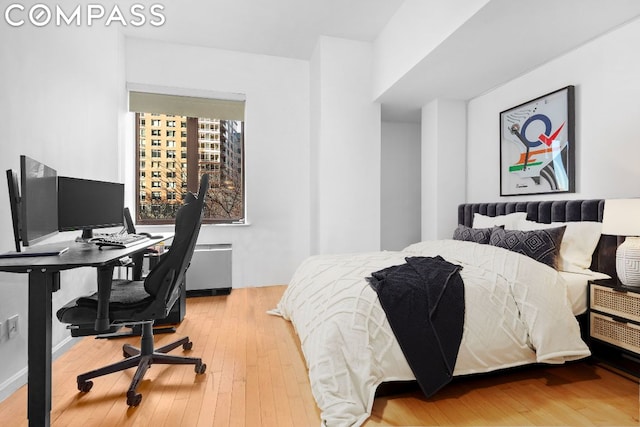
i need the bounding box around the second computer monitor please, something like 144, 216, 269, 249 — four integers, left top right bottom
58, 176, 125, 239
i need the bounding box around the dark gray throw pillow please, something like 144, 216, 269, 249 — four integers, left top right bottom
489, 226, 566, 269
452, 224, 497, 244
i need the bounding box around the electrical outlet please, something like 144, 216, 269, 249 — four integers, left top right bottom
8, 315, 18, 339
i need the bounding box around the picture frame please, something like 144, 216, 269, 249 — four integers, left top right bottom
499, 85, 575, 196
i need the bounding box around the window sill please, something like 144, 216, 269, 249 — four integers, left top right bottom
205, 221, 251, 227
137, 221, 251, 232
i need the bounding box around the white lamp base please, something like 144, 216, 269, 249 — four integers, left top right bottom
616, 236, 640, 287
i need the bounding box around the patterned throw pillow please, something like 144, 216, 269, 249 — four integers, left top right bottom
452, 224, 496, 244
489, 226, 566, 269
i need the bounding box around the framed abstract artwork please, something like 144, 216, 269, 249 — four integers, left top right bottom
499, 86, 575, 196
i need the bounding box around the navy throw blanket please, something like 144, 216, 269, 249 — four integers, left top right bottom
367, 256, 465, 397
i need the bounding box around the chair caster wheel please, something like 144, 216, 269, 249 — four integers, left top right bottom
127, 391, 142, 407
195, 362, 206, 374
183, 341, 193, 351
78, 380, 93, 393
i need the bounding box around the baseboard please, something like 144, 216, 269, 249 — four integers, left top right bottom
0, 335, 78, 403
186, 287, 231, 297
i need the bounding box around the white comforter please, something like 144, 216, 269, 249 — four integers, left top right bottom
275, 240, 591, 427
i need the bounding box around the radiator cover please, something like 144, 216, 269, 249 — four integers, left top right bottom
185, 243, 232, 296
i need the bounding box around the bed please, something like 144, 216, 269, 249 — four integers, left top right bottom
274, 199, 617, 427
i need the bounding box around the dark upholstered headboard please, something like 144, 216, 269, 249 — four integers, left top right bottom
457, 199, 617, 278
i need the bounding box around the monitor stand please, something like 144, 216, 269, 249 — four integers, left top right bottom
75, 228, 122, 243
74, 228, 97, 243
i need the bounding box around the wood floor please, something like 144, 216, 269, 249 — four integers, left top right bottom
0, 285, 638, 426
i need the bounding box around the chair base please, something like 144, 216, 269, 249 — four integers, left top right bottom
95, 324, 177, 339
76, 322, 206, 406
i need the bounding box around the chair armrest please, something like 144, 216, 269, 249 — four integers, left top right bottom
95, 265, 115, 331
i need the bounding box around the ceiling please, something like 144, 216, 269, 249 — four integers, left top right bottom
123, 0, 405, 60
377, 0, 640, 122
125, 0, 640, 122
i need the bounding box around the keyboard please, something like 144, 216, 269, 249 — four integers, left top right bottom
91, 233, 150, 249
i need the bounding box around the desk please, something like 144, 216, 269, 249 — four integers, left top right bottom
0, 234, 172, 427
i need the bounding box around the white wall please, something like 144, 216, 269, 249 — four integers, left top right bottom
373, 0, 489, 99
421, 99, 467, 240
381, 121, 421, 250
0, 21, 125, 398
125, 38, 311, 287
467, 17, 640, 202
310, 36, 382, 254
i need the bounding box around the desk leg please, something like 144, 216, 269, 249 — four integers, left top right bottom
27, 270, 56, 427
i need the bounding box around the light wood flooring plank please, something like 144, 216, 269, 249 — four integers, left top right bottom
0, 285, 637, 426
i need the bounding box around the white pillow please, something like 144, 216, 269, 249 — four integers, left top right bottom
473, 212, 527, 230
516, 219, 603, 274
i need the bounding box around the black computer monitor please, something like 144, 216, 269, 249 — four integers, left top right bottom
123, 206, 136, 234
7, 169, 22, 252
6, 169, 22, 252
16, 155, 60, 248
58, 176, 125, 240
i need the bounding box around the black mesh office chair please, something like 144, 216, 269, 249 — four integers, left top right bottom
96, 207, 184, 338
57, 175, 210, 407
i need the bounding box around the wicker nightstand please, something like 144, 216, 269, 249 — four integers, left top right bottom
588, 279, 640, 378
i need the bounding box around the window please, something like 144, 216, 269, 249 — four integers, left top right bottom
130, 91, 245, 224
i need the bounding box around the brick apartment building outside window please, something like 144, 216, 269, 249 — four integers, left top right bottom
130, 91, 245, 225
